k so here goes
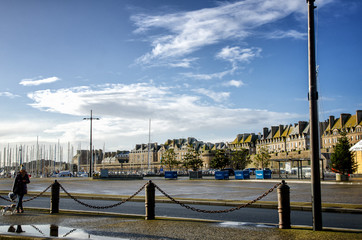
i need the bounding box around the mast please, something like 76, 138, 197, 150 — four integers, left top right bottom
148, 118, 151, 172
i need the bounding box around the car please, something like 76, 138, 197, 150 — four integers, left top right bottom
221, 168, 235, 176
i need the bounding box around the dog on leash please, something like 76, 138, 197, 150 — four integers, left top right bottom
1, 204, 17, 215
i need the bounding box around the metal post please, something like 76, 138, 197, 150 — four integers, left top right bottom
51, 180, 60, 214
307, 0, 322, 231
145, 180, 155, 220
83, 110, 100, 177
50, 224, 59, 237
278, 180, 291, 229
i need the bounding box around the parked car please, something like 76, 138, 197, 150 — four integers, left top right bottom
57, 171, 73, 177
221, 168, 235, 176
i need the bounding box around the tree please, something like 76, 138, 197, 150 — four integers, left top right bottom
254, 147, 270, 169
182, 145, 204, 171
210, 149, 230, 169
230, 149, 252, 170
330, 131, 357, 175
161, 148, 180, 171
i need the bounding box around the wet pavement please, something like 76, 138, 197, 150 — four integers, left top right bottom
1, 177, 362, 239
1, 176, 361, 204
0, 210, 362, 240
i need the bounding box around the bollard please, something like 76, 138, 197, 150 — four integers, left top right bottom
145, 180, 155, 220
51, 180, 60, 214
50, 224, 59, 237
277, 180, 291, 229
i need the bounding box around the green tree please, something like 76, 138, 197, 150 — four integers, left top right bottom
230, 149, 252, 170
330, 131, 357, 175
182, 145, 204, 171
210, 149, 230, 169
254, 147, 270, 169
161, 148, 180, 171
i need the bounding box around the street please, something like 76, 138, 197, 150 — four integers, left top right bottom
1, 177, 362, 230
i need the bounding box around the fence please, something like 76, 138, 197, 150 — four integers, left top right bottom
0, 180, 291, 229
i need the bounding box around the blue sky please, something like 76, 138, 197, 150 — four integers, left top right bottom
0, 0, 361, 151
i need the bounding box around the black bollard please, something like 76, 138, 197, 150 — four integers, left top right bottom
50, 224, 59, 237
145, 180, 155, 220
51, 180, 60, 214
277, 180, 291, 229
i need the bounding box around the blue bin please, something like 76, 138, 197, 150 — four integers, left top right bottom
235, 170, 250, 180
255, 170, 272, 179
215, 171, 229, 180
165, 171, 178, 179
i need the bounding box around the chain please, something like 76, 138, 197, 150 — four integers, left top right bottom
24, 185, 52, 202
0, 184, 52, 203
0, 195, 12, 202
154, 182, 282, 214
63, 228, 77, 238
59, 182, 147, 209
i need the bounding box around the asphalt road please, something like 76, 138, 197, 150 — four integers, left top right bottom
3, 196, 361, 230
1, 177, 361, 204
1, 177, 362, 230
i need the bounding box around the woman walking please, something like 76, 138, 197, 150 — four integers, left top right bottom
12, 165, 30, 213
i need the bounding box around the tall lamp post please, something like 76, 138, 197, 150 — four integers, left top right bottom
307, 0, 322, 231
83, 110, 100, 177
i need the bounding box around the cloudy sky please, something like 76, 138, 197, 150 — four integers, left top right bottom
0, 0, 361, 152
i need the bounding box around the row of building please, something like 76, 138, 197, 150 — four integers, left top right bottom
73, 110, 362, 173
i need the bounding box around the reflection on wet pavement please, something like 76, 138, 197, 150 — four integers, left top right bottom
0, 224, 129, 239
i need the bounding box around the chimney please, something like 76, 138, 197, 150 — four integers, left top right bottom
357, 110, 362, 124
279, 125, 284, 136
329, 116, 335, 129
340, 113, 351, 127
263, 127, 269, 139
298, 121, 308, 134
271, 126, 278, 137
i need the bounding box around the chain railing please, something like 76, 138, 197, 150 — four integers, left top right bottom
24, 185, 52, 202
58, 182, 147, 209
154, 181, 282, 213
0, 184, 52, 203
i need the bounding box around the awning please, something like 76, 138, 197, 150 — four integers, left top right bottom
350, 140, 362, 151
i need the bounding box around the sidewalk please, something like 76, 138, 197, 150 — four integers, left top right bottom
0, 209, 361, 240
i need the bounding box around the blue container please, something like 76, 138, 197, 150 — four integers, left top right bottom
215, 171, 229, 180
165, 171, 178, 179
235, 170, 250, 180
255, 170, 272, 179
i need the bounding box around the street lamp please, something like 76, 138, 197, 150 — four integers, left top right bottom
83, 110, 100, 177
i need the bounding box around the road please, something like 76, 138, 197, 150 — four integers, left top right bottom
1, 177, 362, 230
6, 196, 361, 230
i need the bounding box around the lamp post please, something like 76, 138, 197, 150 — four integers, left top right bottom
307, 0, 322, 231
83, 110, 100, 177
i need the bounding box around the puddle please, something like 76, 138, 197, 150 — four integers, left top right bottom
0, 225, 129, 239
218, 221, 277, 229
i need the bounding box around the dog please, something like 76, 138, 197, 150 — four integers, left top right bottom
1, 204, 17, 215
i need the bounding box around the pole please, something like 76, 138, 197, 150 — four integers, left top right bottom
307, 0, 322, 231
90, 110, 92, 176
83, 110, 100, 177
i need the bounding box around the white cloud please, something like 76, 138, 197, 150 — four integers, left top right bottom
19, 76, 60, 86
0, 92, 20, 98
182, 68, 235, 80
15, 82, 301, 150
266, 30, 307, 40
193, 88, 230, 102
132, 0, 308, 65
216, 46, 262, 64
223, 80, 245, 88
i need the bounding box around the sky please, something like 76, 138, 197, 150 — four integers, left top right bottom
0, 0, 361, 152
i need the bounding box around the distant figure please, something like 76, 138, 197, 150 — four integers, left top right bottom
12, 165, 30, 213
